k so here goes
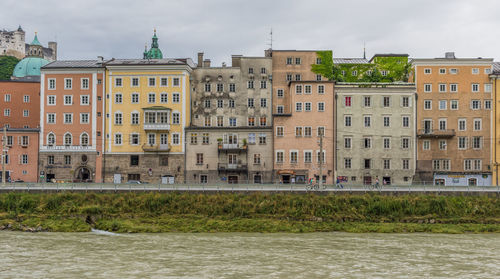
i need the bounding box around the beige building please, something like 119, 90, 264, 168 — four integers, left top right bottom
335, 83, 416, 185
185, 53, 273, 184
412, 52, 493, 186
271, 50, 335, 184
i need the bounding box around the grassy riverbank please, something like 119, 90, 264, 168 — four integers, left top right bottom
0, 192, 499, 233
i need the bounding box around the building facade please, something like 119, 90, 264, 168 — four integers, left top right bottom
185, 53, 273, 184
104, 58, 194, 184
39, 61, 105, 182
413, 53, 493, 186
0, 27, 56, 61
335, 83, 416, 185
490, 62, 500, 185
271, 50, 335, 184
0, 80, 40, 182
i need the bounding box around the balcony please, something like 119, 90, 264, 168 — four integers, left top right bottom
217, 163, 248, 172
143, 123, 171, 131
417, 129, 456, 138
142, 143, 170, 152
143, 106, 171, 131
217, 143, 247, 153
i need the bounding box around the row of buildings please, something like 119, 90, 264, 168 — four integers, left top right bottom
1, 30, 499, 186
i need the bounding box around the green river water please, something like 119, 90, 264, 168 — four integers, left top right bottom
0, 231, 498, 278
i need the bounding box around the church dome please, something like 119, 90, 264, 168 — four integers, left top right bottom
12, 56, 50, 78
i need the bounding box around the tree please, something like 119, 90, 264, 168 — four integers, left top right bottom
0, 56, 20, 80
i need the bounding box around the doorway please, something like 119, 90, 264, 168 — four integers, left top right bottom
363, 176, 372, 185
282, 175, 291, 184
76, 167, 91, 182
46, 173, 55, 182
468, 178, 477, 186
228, 175, 239, 184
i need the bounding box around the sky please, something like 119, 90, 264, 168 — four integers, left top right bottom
2, 0, 499, 65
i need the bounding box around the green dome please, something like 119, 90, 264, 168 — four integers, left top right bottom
12, 57, 50, 77
147, 48, 163, 59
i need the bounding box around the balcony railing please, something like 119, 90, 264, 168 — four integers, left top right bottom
142, 143, 170, 152
44, 145, 93, 150
417, 129, 456, 138
217, 143, 247, 152
143, 123, 171, 130
217, 163, 248, 172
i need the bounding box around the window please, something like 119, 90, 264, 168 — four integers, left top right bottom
424, 68, 431, 74
485, 100, 491, 110
304, 151, 312, 163
160, 93, 168, 103
131, 93, 139, 104
439, 100, 447, 110
64, 133, 72, 146
474, 118, 482, 131
401, 137, 410, 149
259, 134, 266, 144
190, 133, 198, 145
344, 137, 352, 149
204, 116, 211, 127
248, 133, 256, 144
130, 155, 139, 166
260, 117, 266, 126
200, 175, 208, 184
485, 84, 492, 93
277, 89, 284, 98
277, 105, 284, 114
254, 154, 261, 165
364, 159, 371, 169
424, 100, 432, 110
342, 158, 351, 169
364, 115, 371, 127
149, 77, 156, 87
318, 85, 324, 94
458, 119, 466, 131
217, 116, 224, 127
317, 127, 325, 136
290, 151, 298, 163
46, 155, 55, 164
424, 84, 432, 92
352, 70, 358, 76
64, 113, 73, 124
317, 102, 325, 112
114, 133, 122, 145
471, 100, 481, 110
439, 68, 446, 74
439, 140, 447, 150
295, 57, 301, 64
81, 78, 89, 90
23, 95, 30, 103
304, 102, 312, 111
217, 83, 223, 92
402, 116, 410, 128
147, 133, 156, 146
114, 112, 122, 125
304, 85, 311, 94
247, 81, 254, 89
260, 98, 267, 107
344, 115, 352, 127
47, 113, 56, 124
316, 58, 322, 64
363, 137, 372, 149
64, 95, 73, 105
260, 67, 267, 74
450, 84, 458, 92
132, 77, 139, 87
115, 78, 122, 87
317, 75, 322, 81
439, 84, 446, 92
202, 133, 209, 144
148, 93, 156, 103
383, 96, 391, 107
458, 137, 468, 150
276, 126, 284, 137
173, 78, 180, 86
423, 140, 430, 150
450, 68, 458, 74
402, 159, 410, 170
381, 70, 388, 76
295, 85, 302, 94
248, 117, 255, 127
130, 134, 140, 145
172, 113, 180, 124
344, 96, 352, 107
229, 118, 236, 127
276, 151, 284, 163
364, 96, 371, 107
48, 79, 56, 90
23, 110, 29, 117
196, 153, 204, 165
472, 83, 479, 92
383, 137, 391, 149
450, 100, 459, 110
248, 98, 254, 108
64, 78, 72, 89
316, 151, 325, 163
131, 112, 139, 125
260, 81, 267, 89
205, 83, 211, 92
472, 68, 479, 74
114, 93, 122, 104
304, 127, 312, 137
286, 57, 293, 64
3, 109, 9, 116
21, 154, 28, 165
229, 83, 235, 92
204, 99, 210, 108
472, 137, 482, 149
402, 97, 410, 107
172, 93, 180, 103
383, 116, 390, 127
485, 68, 492, 74
286, 74, 292, 81
248, 67, 254, 74
80, 113, 89, 124
383, 159, 391, 170
439, 119, 447, 130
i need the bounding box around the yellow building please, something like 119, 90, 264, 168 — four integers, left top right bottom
491, 62, 500, 185
104, 57, 194, 183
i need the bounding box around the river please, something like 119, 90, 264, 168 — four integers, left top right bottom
0, 231, 498, 278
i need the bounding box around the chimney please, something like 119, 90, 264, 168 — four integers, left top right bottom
265, 48, 272, 57
48, 41, 57, 61
203, 59, 211, 68
445, 52, 455, 59
197, 52, 204, 68
231, 55, 242, 67
97, 56, 104, 64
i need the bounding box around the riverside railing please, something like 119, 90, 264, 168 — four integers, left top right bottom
1, 183, 499, 194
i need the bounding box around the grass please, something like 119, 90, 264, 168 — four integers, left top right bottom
0, 192, 499, 233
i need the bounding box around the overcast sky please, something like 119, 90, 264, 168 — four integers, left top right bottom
2, 0, 499, 65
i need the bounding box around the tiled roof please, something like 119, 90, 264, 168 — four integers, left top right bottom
42, 60, 102, 68
493, 62, 500, 74
333, 58, 369, 64
105, 58, 189, 66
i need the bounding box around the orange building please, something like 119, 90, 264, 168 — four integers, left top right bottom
412, 53, 493, 186
0, 80, 40, 182
270, 50, 335, 184
39, 60, 105, 182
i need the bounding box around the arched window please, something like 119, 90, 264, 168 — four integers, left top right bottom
80, 133, 89, 146
47, 133, 55, 146
64, 133, 72, 146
